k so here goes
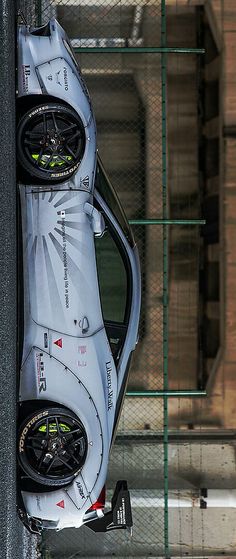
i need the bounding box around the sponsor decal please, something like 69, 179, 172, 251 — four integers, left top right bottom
116, 497, 126, 525
19, 411, 48, 453
63, 67, 69, 91
78, 345, 86, 355
29, 105, 49, 119
56, 500, 65, 509
60, 211, 70, 309
22, 64, 30, 93
76, 482, 86, 500
78, 360, 87, 368
80, 175, 90, 190
36, 352, 47, 393
54, 338, 63, 348
44, 332, 48, 349
106, 361, 113, 411
56, 70, 62, 86
51, 162, 79, 178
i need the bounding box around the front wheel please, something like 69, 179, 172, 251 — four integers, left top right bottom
17, 103, 86, 182
18, 407, 88, 487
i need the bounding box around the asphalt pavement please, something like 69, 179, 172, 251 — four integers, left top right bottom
0, 1, 38, 557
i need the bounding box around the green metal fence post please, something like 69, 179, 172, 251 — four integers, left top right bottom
161, 1, 169, 556
126, 390, 207, 397
74, 46, 205, 54
129, 219, 206, 225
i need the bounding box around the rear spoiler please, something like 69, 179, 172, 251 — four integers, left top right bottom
87, 480, 133, 533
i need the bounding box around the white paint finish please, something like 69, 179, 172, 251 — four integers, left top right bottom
36, 58, 92, 126
22, 488, 87, 529
17, 18, 141, 533
23, 190, 103, 336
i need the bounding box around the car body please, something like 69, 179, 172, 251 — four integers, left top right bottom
17, 18, 141, 533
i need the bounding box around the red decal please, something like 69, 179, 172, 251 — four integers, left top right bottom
54, 338, 62, 348
78, 345, 86, 355
56, 500, 65, 509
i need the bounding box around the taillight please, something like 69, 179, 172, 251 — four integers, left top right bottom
89, 486, 106, 511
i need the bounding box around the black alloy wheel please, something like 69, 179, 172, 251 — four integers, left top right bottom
18, 407, 88, 487
17, 103, 86, 182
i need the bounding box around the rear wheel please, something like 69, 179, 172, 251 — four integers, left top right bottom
18, 407, 88, 487
17, 103, 86, 182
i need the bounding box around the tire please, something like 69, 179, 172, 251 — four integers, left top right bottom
17, 103, 86, 182
18, 407, 88, 487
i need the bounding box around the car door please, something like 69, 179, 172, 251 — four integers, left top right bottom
20, 186, 104, 337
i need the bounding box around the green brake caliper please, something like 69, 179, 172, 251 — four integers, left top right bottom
32, 154, 72, 168
38, 422, 71, 434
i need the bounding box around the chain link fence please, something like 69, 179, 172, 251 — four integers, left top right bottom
49, 3, 164, 556
17, 0, 207, 557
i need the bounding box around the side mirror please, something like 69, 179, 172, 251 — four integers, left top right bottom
84, 202, 105, 237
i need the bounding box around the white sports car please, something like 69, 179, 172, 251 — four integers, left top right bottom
16, 18, 141, 533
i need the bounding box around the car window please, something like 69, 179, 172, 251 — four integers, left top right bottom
95, 158, 135, 247
95, 223, 131, 361
95, 229, 128, 324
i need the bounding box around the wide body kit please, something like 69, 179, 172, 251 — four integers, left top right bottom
17, 19, 141, 531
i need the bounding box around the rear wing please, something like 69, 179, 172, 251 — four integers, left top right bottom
87, 480, 133, 533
